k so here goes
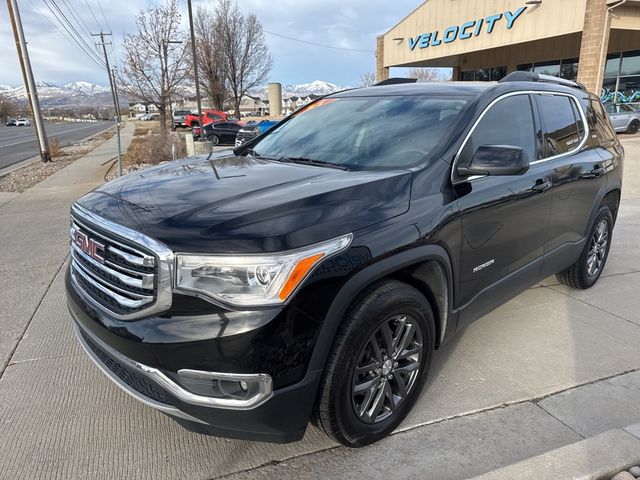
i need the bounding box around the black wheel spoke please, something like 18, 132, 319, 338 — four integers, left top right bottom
353, 376, 379, 394
356, 361, 378, 376
394, 360, 420, 376
379, 321, 395, 353
393, 323, 415, 359
393, 373, 408, 398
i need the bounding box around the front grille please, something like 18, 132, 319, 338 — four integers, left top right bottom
79, 328, 171, 405
70, 214, 158, 317
235, 130, 257, 146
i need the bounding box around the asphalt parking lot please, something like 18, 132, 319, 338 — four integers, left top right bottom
0, 132, 639, 479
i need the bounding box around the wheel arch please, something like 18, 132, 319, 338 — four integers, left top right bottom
307, 244, 455, 374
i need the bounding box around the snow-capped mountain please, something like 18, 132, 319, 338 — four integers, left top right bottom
63, 81, 110, 94
249, 80, 348, 99
1, 81, 115, 107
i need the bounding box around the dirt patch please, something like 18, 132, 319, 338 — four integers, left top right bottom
0, 127, 115, 193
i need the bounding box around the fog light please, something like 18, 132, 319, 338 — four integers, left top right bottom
175, 369, 272, 404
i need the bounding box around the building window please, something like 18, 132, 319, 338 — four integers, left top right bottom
533, 61, 561, 77
603, 50, 640, 103
560, 59, 578, 81
620, 50, 640, 76
459, 66, 506, 82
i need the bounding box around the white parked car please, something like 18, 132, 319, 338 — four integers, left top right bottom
16, 118, 31, 126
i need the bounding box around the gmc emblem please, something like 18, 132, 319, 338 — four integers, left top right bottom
74, 230, 105, 263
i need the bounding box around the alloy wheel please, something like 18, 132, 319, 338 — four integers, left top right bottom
351, 314, 423, 424
586, 219, 609, 277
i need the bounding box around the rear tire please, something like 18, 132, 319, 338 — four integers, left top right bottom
315, 279, 435, 447
208, 134, 220, 145
627, 120, 639, 134
556, 206, 613, 289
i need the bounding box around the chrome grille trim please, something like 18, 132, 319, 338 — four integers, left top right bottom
108, 244, 155, 267
70, 203, 173, 320
71, 259, 152, 309
70, 237, 154, 290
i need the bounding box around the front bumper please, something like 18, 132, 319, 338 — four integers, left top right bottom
67, 269, 323, 443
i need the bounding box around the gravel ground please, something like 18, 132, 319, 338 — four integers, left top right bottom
0, 129, 114, 193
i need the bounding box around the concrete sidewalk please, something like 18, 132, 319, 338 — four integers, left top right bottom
0, 121, 134, 375
0, 132, 639, 480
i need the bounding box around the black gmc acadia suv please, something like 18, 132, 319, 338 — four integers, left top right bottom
66, 72, 623, 447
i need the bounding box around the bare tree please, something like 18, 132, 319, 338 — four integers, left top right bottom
216, 0, 272, 117
117, 0, 190, 135
194, 7, 227, 110
0, 94, 18, 123
409, 67, 445, 81
357, 72, 376, 88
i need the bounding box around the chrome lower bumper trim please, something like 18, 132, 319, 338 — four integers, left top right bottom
74, 323, 207, 425
73, 323, 273, 411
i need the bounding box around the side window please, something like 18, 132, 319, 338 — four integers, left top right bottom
460, 94, 536, 165
589, 99, 617, 144
536, 94, 582, 157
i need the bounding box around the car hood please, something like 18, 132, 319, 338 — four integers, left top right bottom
77, 153, 412, 253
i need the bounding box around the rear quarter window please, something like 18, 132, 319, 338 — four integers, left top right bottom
536, 94, 584, 157
588, 98, 617, 144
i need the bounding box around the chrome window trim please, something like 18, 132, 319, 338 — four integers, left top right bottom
451, 90, 590, 184
74, 322, 273, 411
71, 203, 173, 320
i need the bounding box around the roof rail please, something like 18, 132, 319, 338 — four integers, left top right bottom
499, 71, 586, 91
374, 77, 418, 86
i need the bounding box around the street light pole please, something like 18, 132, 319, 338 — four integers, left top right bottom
186, 0, 203, 139
6, 0, 50, 162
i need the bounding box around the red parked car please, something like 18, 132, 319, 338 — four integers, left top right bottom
184, 109, 228, 127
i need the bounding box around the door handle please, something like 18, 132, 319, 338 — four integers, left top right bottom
591, 165, 605, 177
532, 180, 552, 193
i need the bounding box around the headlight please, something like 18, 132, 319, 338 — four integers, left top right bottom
175, 233, 353, 307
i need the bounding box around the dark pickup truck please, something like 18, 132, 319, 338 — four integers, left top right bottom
67, 72, 623, 447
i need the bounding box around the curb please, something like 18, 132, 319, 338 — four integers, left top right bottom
0, 123, 115, 179
471, 424, 640, 480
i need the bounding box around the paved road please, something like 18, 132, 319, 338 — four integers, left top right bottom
0, 121, 112, 170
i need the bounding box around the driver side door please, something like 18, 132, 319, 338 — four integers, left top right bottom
455, 93, 554, 328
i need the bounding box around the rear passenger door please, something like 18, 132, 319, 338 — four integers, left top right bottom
534, 92, 607, 274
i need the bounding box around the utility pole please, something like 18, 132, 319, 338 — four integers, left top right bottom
186, 0, 203, 139
6, 0, 50, 162
93, 32, 122, 175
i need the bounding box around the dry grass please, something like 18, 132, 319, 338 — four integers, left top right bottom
105, 121, 185, 181
0, 127, 115, 193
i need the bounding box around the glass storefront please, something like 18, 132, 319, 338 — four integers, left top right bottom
602, 50, 640, 103
460, 66, 507, 82
459, 50, 639, 105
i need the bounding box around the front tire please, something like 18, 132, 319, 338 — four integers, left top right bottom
315, 280, 435, 447
208, 134, 220, 145
556, 205, 613, 289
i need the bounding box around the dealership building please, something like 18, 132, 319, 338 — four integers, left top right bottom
377, 0, 640, 102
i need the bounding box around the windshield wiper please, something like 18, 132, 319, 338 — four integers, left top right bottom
283, 157, 350, 171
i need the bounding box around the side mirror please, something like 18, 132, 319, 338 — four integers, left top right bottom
457, 145, 529, 177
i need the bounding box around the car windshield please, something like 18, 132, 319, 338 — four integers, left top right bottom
251, 95, 470, 170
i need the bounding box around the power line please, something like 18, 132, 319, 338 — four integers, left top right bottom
82, 0, 103, 32
95, 0, 112, 34
40, 0, 106, 69
59, 0, 93, 39
263, 30, 374, 52
48, 0, 101, 59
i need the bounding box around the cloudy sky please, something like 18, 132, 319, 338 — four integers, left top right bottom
0, 0, 421, 88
